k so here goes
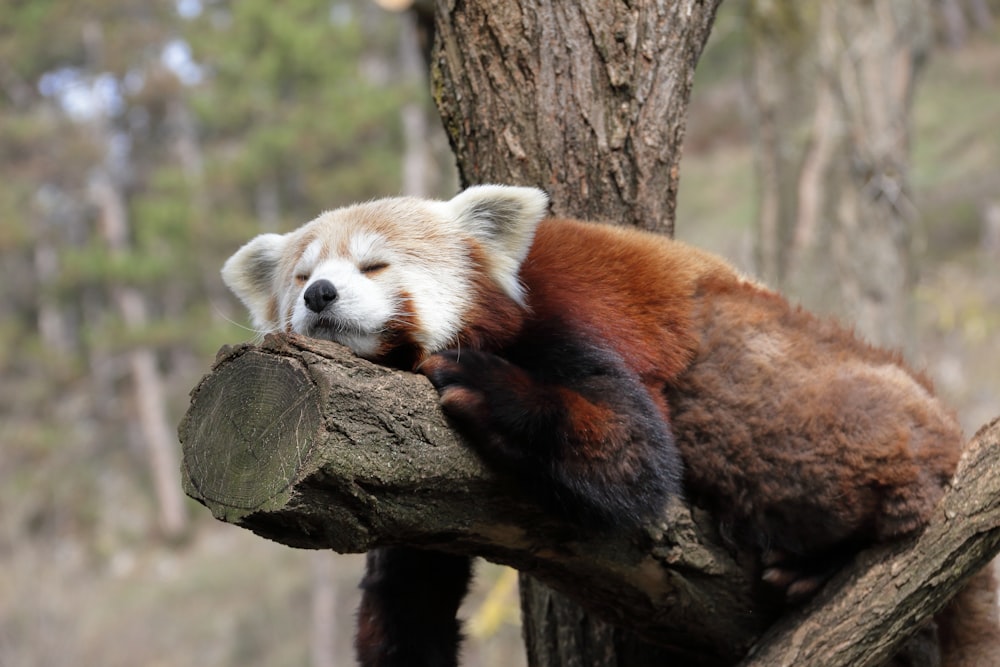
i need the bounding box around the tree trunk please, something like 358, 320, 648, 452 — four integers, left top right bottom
966, 0, 994, 30
181, 335, 763, 664
816, 0, 930, 350
177, 0, 1000, 664
399, 9, 432, 199
79, 17, 189, 541
432, 0, 721, 235
32, 198, 76, 353
179, 334, 1000, 666
939, 0, 970, 48
431, 1, 722, 663
747, 0, 931, 351
90, 170, 189, 540
745, 0, 811, 287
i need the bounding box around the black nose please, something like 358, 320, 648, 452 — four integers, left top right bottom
303, 279, 338, 313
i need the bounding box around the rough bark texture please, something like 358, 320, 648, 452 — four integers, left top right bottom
179, 333, 1000, 666
431, 0, 722, 235
431, 1, 722, 663
183, 1, 998, 664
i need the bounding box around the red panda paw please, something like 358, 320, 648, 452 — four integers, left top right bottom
419, 350, 521, 426
760, 548, 847, 602
761, 562, 828, 601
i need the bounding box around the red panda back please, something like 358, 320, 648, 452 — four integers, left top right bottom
522, 216, 962, 557
520, 217, 742, 388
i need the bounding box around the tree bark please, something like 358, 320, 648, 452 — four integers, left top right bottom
815, 0, 931, 351
182, 0, 997, 664
179, 333, 1000, 666
82, 18, 189, 541
431, 0, 721, 235
745, 0, 812, 288
181, 334, 761, 665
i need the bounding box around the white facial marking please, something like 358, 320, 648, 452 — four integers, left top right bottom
295, 238, 323, 280
289, 254, 396, 355
223, 187, 546, 360
348, 231, 387, 268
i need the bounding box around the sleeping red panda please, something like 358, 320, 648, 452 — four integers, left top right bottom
222, 185, 998, 667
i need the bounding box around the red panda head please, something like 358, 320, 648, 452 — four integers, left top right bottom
221, 185, 548, 364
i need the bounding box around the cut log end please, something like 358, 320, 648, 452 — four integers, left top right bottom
180, 344, 322, 522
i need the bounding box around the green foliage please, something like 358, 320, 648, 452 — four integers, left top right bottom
188, 0, 407, 222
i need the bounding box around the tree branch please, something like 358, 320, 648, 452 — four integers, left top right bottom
180, 333, 1000, 666
740, 416, 1000, 667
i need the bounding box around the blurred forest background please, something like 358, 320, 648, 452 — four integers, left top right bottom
1, 1, 997, 666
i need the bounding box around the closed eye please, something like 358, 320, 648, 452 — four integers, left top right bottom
295, 273, 310, 285
360, 261, 389, 275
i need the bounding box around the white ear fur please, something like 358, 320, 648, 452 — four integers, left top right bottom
446, 185, 548, 303
221, 233, 288, 331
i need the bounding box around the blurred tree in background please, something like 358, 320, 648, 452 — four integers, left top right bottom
746, 0, 933, 351
1, 0, 425, 546
742, 0, 998, 353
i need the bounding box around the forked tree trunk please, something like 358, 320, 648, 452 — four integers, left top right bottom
432, 0, 721, 236
431, 1, 721, 664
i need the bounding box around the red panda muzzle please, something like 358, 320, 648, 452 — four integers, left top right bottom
303, 279, 338, 313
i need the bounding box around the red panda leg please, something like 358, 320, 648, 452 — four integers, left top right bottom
355, 547, 472, 667
420, 345, 682, 527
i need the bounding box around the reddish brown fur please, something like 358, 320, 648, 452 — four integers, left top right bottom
355, 595, 388, 665
666, 278, 961, 550
521, 218, 704, 386
372, 291, 423, 371
518, 219, 963, 543
553, 387, 631, 461
451, 244, 526, 355
447, 216, 995, 666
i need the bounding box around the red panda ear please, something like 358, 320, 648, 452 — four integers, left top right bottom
446, 185, 548, 304
221, 233, 288, 332
447, 185, 548, 286
447, 185, 548, 256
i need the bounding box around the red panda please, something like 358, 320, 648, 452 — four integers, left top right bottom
222, 185, 998, 667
